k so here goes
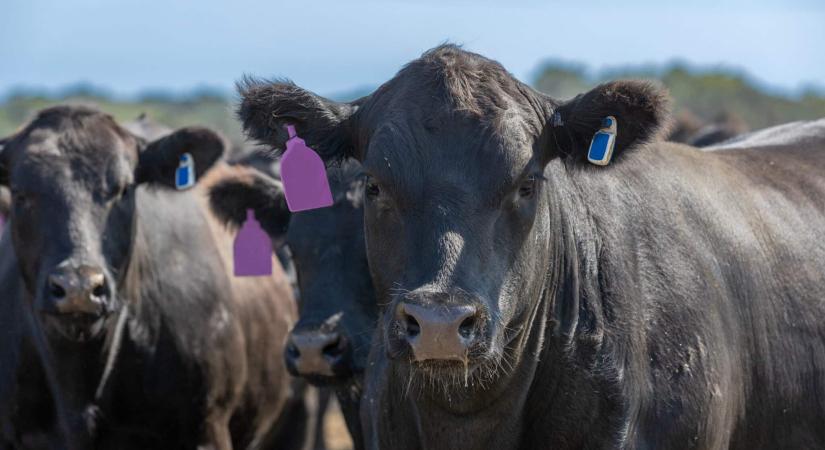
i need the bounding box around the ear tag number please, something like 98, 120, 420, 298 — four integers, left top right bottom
175, 153, 196, 190
233, 209, 273, 277
587, 116, 618, 166
279, 125, 333, 212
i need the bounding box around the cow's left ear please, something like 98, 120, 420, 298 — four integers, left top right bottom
136, 127, 226, 187
547, 80, 670, 164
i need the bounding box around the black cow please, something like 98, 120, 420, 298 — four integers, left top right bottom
667, 109, 749, 147
209, 158, 375, 449
0, 106, 316, 449
233, 45, 825, 449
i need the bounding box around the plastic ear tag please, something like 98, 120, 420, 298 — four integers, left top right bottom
587, 116, 618, 166
175, 153, 196, 190
279, 125, 333, 212
233, 209, 273, 277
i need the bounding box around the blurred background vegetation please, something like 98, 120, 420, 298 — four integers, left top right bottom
2, 61, 824, 147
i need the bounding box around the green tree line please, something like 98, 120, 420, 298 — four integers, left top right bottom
2, 62, 823, 143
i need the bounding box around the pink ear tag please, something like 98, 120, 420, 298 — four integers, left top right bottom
279, 125, 333, 212
233, 209, 273, 277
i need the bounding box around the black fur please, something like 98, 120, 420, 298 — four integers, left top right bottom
208, 165, 291, 243
135, 126, 226, 187
0, 106, 310, 449
209, 159, 374, 449
550, 79, 671, 162
236, 76, 360, 162
239, 45, 825, 449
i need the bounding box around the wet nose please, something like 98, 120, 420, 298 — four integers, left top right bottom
396, 302, 481, 361
285, 329, 350, 378
46, 266, 109, 315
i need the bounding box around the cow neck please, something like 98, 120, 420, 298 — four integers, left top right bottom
546, 163, 607, 354
86, 210, 147, 415
522, 163, 626, 446
20, 294, 78, 447
37, 290, 132, 443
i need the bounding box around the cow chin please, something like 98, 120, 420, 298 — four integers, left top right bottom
41, 312, 109, 343
403, 347, 509, 395
387, 329, 509, 394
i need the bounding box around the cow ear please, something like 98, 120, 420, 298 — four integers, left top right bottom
208, 166, 291, 245
136, 127, 226, 187
237, 76, 358, 162
548, 80, 670, 164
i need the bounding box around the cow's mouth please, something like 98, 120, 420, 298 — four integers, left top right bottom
404, 351, 506, 391
301, 372, 358, 387
41, 312, 108, 342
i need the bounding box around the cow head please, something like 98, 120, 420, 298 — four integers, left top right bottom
0, 106, 224, 342
209, 159, 377, 385
236, 45, 668, 392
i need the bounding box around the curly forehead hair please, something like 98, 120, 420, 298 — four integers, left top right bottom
389, 44, 537, 120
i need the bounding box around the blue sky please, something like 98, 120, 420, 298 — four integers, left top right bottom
3, 0, 824, 98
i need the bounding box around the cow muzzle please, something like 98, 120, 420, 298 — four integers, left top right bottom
40, 264, 112, 342
388, 291, 487, 362
285, 326, 352, 382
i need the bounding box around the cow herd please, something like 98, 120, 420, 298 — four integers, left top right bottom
2, 45, 825, 449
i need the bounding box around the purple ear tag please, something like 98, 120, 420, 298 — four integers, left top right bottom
279, 125, 333, 212
233, 209, 273, 277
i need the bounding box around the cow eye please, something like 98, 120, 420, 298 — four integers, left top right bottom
365, 180, 381, 198
518, 176, 536, 198
12, 191, 31, 210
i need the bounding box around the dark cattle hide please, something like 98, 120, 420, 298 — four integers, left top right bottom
121, 113, 172, 142
234, 45, 825, 450
709, 117, 825, 150
667, 109, 749, 147
0, 106, 317, 450
209, 158, 375, 449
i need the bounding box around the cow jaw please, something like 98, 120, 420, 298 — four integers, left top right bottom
41, 311, 109, 343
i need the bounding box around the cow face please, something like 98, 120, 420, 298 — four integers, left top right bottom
236, 46, 667, 390
209, 160, 377, 385
0, 106, 224, 342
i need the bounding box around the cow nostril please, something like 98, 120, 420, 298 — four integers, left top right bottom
405, 314, 421, 338
92, 284, 106, 298
49, 281, 66, 299
287, 342, 300, 360
322, 336, 345, 358
459, 316, 476, 339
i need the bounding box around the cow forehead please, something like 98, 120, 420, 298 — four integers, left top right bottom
363, 115, 535, 197
12, 122, 135, 191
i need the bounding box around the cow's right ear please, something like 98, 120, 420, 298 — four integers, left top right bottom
236, 76, 358, 162
208, 166, 291, 245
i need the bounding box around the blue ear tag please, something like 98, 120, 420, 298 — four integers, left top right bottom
175, 153, 196, 190
587, 116, 618, 166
